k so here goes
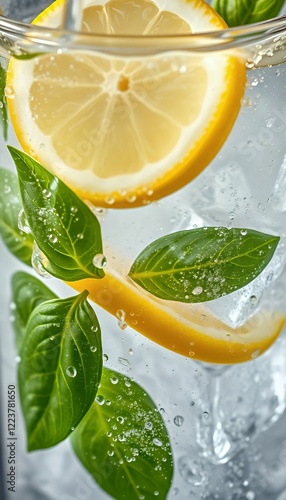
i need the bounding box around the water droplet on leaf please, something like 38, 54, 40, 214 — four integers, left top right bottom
66, 366, 77, 378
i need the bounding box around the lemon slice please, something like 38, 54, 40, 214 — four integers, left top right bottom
70, 265, 284, 364
6, 0, 246, 208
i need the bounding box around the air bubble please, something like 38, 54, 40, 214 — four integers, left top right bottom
48, 233, 58, 244
93, 253, 107, 269
5, 86, 15, 99
116, 309, 125, 320
246, 60, 255, 69
18, 208, 31, 234
32, 243, 52, 278
153, 438, 163, 447
118, 320, 128, 330
105, 196, 115, 205
179, 65, 187, 74
145, 421, 153, 430
118, 357, 130, 367
42, 189, 51, 199
250, 295, 257, 304
103, 354, 109, 362
246, 492, 255, 500
96, 395, 105, 405
66, 366, 77, 378
251, 349, 261, 359
126, 194, 137, 203
174, 415, 184, 427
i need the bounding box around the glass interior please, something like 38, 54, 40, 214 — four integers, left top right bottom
1, 1, 286, 498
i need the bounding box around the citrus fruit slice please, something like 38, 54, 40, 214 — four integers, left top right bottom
70, 264, 284, 364
6, 0, 246, 208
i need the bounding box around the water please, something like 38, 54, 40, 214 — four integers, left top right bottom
1, 2, 286, 500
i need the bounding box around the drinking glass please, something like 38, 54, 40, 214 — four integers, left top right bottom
1, 1, 286, 498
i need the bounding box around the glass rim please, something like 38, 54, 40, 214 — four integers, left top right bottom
0, 12, 286, 54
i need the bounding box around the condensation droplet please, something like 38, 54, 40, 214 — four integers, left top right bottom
240, 229, 248, 236
250, 295, 257, 304
103, 353, 109, 362
111, 375, 118, 384
15, 355, 21, 364
128, 348, 133, 355
90, 345, 97, 352
66, 366, 77, 378
192, 286, 203, 296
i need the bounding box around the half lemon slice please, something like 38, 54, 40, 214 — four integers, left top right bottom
6, 0, 246, 208
70, 265, 284, 364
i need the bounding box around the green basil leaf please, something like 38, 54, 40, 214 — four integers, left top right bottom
71, 368, 173, 500
19, 290, 102, 451
0, 168, 34, 266
211, 0, 285, 27
0, 63, 8, 141
11, 271, 57, 353
8, 146, 105, 281
129, 227, 279, 303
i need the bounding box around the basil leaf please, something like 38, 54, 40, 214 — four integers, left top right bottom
129, 227, 279, 303
211, 0, 285, 27
8, 146, 105, 281
71, 368, 173, 500
0, 63, 8, 141
11, 271, 57, 353
19, 290, 102, 451
0, 168, 34, 266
